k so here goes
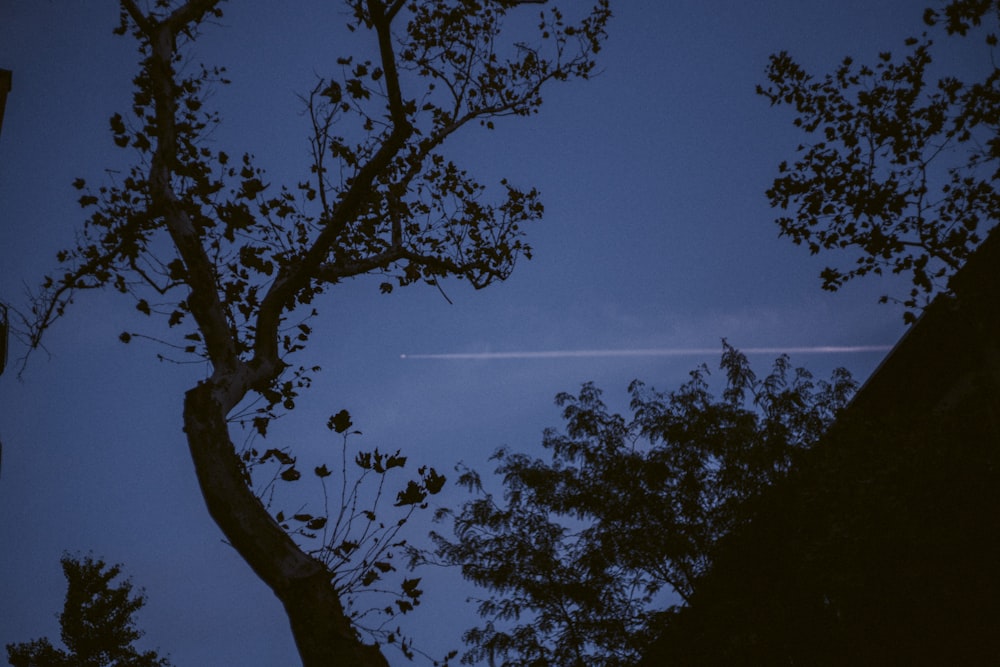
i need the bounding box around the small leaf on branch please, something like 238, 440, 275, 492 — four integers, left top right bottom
328, 409, 353, 433
423, 468, 446, 495
386, 452, 407, 470
394, 480, 427, 507
335, 540, 359, 556
401, 577, 423, 599
261, 448, 294, 465
321, 80, 342, 103
110, 113, 125, 133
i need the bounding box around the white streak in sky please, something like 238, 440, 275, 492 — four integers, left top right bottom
400, 345, 893, 360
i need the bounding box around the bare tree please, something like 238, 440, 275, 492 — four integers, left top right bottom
17, 1, 611, 664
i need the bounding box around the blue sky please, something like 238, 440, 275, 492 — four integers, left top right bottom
0, 1, 975, 664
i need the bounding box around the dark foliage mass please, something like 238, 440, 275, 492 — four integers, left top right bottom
758, 0, 1000, 320
428, 344, 855, 666
6, 555, 172, 667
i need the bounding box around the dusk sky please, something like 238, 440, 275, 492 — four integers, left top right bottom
0, 1, 980, 664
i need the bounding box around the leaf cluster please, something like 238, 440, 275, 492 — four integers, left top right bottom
758, 3, 1000, 320
429, 344, 855, 666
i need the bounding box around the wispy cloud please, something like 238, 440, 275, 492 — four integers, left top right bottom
400, 345, 893, 360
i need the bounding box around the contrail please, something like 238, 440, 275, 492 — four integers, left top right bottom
400, 345, 893, 360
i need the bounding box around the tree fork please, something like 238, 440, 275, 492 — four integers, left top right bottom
183, 382, 387, 666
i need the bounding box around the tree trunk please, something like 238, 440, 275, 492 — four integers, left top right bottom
183, 382, 388, 667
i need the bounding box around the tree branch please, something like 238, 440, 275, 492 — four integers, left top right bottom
251, 2, 412, 377
129, 0, 241, 376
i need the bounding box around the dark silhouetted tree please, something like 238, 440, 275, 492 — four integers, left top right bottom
757, 0, 1000, 320
13, 1, 612, 664
426, 343, 855, 666
6, 555, 172, 667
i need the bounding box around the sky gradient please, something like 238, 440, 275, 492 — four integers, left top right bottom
0, 1, 978, 664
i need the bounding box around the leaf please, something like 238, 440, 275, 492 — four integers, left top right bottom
109, 112, 126, 135
314, 464, 332, 478
335, 540, 359, 556
166, 259, 187, 280
394, 480, 427, 507
306, 517, 327, 530
280, 467, 301, 482
135, 299, 151, 315
423, 468, 446, 495
328, 409, 353, 433
260, 448, 294, 465
401, 577, 423, 599
292, 513, 313, 522
385, 452, 407, 470
321, 80, 342, 104
346, 78, 369, 99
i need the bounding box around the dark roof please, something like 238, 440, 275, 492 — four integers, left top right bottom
639, 227, 1000, 665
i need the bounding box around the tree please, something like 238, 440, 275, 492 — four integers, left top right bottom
6, 555, 172, 667
757, 0, 1000, 320
14, 1, 612, 664
427, 343, 856, 666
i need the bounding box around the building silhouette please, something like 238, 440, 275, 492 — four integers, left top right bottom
641, 228, 1000, 665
